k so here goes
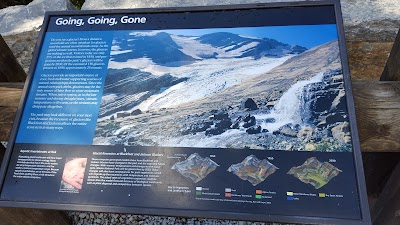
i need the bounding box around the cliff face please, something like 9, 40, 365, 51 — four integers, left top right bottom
99, 68, 188, 117
300, 68, 352, 146
302, 69, 348, 129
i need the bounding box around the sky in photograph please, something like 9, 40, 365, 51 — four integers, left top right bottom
154, 24, 337, 49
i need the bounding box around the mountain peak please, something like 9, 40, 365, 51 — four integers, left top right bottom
111, 31, 307, 66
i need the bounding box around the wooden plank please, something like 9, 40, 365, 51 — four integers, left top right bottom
362, 153, 400, 196
0, 85, 24, 141
0, 35, 26, 82
0, 207, 71, 225
0, 83, 24, 89
347, 41, 394, 80
0, 81, 399, 152
352, 81, 400, 152
0, 87, 71, 225
0, 86, 24, 108
381, 28, 400, 81
371, 161, 400, 225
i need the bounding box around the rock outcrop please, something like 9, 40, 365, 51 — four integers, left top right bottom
241, 98, 258, 110
0, 0, 72, 35
99, 68, 188, 117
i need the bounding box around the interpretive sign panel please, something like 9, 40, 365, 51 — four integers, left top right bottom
0, 1, 371, 224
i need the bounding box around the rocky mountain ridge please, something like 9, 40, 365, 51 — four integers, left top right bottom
111, 31, 306, 67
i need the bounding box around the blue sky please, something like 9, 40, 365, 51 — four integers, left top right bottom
163, 24, 338, 49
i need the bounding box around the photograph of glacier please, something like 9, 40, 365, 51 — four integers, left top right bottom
93, 25, 352, 152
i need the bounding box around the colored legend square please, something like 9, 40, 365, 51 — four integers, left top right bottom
225, 193, 232, 197
255, 195, 262, 199
196, 191, 202, 195
319, 193, 326, 198
225, 188, 232, 192
287, 196, 294, 201
196, 187, 202, 191
256, 190, 262, 194
287, 192, 293, 196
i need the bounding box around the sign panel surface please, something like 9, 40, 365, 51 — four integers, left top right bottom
0, 2, 370, 224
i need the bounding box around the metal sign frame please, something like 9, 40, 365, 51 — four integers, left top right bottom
0, 1, 371, 224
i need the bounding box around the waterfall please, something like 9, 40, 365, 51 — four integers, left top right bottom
256, 72, 325, 132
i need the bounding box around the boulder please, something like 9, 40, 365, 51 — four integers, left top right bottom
273, 124, 298, 137
243, 114, 252, 122
231, 116, 242, 129
297, 126, 314, 141
127, 137, 136, 145
116, 112, 130, 118
246, 125, 262, 134
305, 143, 317, 151
0, 0, 72, 35
82, 0, 169, 10
331, 122, 351, 144
209, 110, 229, 120
215, 119, 232, 130
204, 119, 231, 136
243, 115, 256, 128
130, 109, 142, 116
241, 98, 258, 110
205, 127, 224, 136
181, 121, 213, 135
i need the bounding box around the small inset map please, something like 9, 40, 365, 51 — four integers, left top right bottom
171, 153, 219, 183
287, 157, 342, 189
228, 155, 278, 186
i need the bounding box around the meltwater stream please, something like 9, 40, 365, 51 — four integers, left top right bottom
255, 72, 325, 132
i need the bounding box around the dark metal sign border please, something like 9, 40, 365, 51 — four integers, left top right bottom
0, 1, 371, 224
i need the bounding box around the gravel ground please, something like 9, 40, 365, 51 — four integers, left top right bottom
67, 211, 294, 225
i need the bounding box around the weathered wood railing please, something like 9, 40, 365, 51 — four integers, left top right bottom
368, 27, 400, 225
0, 20, 399, 225
0, 81, 398, 152
0, 86, 70, 225
0, 80, 398, 225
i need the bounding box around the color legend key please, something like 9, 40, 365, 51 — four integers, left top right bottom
255, 190, 263, 199
196, 187, 202, 195
225, 187, 231, 197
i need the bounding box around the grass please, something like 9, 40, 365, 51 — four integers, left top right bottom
306, 173, 328, 189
